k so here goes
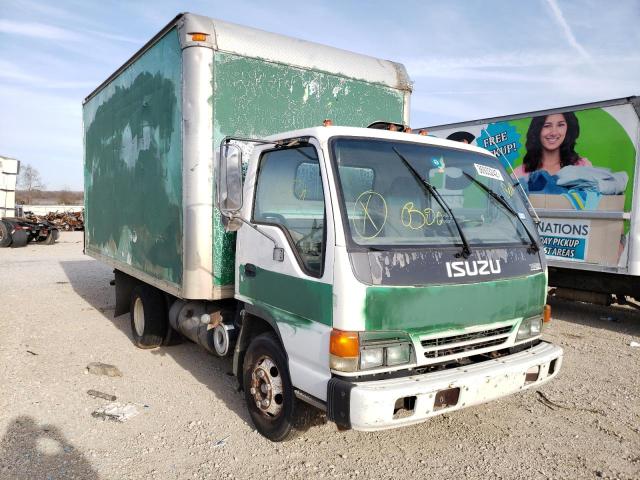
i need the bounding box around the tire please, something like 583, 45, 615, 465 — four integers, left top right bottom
129, 285, 168, 349
42, 231, 56, 245
0, 222, 11, 248
10, 230, 28, 248
243, 332, 314, 441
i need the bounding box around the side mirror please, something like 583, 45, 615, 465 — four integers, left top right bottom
218, 142, 243, 216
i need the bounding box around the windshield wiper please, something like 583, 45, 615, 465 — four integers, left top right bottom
462, 172, 539, 253
392, 147, 471, 259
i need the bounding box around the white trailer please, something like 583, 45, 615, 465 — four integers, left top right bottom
0, 156, 19, 217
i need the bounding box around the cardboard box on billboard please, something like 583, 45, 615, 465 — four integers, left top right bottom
529, 194, 625, 211
586, 219, 624, 266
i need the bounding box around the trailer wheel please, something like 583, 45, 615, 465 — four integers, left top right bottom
130, 285, 168, 349
0, 222, 11, 248
243, 332, 313, 441
10, 230, 28, 248
42, 231, 56, 245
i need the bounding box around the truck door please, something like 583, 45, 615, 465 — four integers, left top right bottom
236, 141, 334, 401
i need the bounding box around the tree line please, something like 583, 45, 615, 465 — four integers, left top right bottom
16, 164, 83, 205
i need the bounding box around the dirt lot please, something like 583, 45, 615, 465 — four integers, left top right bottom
1, 232, 639, 479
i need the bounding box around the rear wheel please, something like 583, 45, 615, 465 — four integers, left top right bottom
129, 285, 168, 349
243, 332, 315, 441
10, 230, 28, 248
42, 230, 56, 245
0, 222, 11, 248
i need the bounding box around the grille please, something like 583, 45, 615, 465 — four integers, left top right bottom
421, 325, 512, 348
423, 337, 507, 359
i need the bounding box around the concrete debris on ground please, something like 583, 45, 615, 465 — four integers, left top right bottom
212, 435, 229, 448
24, 210, 84, 231
86, 362, 122, 377
87, 390, 117, 401
91, 403, 139, 422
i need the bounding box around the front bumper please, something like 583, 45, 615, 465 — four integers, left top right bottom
328, 341, 563, 431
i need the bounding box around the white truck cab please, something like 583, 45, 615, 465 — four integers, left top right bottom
219, 125, 563, 440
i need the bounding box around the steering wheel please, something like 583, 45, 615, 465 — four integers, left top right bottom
260, 212, 287, 226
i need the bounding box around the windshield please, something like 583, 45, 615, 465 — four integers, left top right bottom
330, 138, 535, 248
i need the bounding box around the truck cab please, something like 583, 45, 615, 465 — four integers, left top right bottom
219, 125, 563, 440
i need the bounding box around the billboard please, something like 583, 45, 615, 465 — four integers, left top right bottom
428, 102, 639, 268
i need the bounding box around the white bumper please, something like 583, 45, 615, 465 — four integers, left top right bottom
349, 341, 563, 431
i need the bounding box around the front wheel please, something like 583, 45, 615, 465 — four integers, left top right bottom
243, 332, 314, 441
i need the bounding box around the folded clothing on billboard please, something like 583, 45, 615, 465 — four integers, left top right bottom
526, 170, 565, 194
555, 166, 628, 195
524, 166, 628, 197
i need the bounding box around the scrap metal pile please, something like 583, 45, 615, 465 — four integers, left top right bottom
25, 210, 84, 231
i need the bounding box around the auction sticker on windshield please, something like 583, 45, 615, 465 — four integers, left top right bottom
474, 163, 503, 181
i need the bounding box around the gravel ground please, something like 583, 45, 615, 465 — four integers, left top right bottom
1, 231, 639, 480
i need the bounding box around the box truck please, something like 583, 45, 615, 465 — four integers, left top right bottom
84, 13, 562, 441
424, 97, 640, 302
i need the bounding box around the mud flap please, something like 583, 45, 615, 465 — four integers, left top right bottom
327, 377, 355, 430
114, 270, 138, 317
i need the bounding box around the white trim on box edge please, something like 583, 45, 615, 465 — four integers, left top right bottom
181, 44, 215, 300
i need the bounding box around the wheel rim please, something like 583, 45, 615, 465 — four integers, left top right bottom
213, 325, 228, 356
133, 297, 145, 337
249, 355, 284, 417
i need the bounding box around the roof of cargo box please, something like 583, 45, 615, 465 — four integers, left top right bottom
84, 12, 412, 103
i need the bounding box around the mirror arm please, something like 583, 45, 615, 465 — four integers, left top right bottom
230, 214, 285, 262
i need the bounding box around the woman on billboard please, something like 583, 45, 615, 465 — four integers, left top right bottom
513, 112, 591, 179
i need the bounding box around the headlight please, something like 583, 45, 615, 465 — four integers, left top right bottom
358, 330, 414, 371
330, 329, 415, 372
386, 343, 412, 365
360, 347, 384, 369
516, 316, 543, 341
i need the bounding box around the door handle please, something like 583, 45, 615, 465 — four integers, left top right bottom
244, 263, 257, 277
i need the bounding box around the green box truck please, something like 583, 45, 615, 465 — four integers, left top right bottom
84, 13, 562, 441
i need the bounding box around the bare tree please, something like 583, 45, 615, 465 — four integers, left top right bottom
17, 164, 45, 204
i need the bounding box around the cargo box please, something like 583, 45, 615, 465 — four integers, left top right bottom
83, 13, 411, 301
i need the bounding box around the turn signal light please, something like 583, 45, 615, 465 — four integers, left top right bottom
190, 33, 207, 42
330, 329, 359, 372
543, 304, 552, 323
330, 329, 359, 357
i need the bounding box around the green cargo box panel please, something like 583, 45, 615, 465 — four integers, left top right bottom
84, 28, 183, 291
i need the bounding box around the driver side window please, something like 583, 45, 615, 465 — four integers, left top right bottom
253, 146, 326, 277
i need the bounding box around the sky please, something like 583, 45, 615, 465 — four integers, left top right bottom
1, 0, 639, 190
